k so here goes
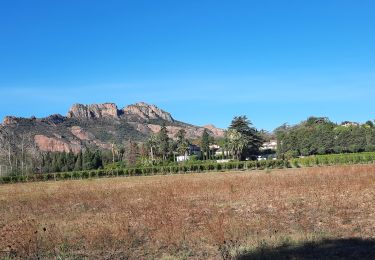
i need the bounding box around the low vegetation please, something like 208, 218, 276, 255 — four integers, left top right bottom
2, 151, 375, 184
1, 164, 374, 259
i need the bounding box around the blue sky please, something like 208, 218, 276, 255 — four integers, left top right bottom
0, 0, 374, 131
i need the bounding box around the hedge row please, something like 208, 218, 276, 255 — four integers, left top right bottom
2, 152, 375, 184
291, 152, 375, 167
0, 159, 288, 184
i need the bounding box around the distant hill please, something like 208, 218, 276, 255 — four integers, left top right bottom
0, 102, 225, 156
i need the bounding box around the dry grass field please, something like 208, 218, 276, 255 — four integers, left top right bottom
1, 165, 375, 259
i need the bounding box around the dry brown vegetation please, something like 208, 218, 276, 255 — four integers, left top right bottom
1, 165, 375, 259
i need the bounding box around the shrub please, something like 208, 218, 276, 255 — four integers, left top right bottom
16, 175, 27, 182
171, 166, 178, 174
1, 176, 12, 184
62, 172, 71, 180
42, 173, 54, 181
81, 171, 90, 179
117, 169, 125, 176
97, 170, 106, 178
237, 162, 244, 170
72, 171, 81, 179
208, 163, 215, 171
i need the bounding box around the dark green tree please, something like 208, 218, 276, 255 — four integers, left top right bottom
74, 152, 83, 171
93, 150, 103, 169
201, 129, 210, 160
366, 120, 374, 128
229, 116, 263, 160
158, 124, 170, 161
175, 129, 190, 159
83, 150, 94, 170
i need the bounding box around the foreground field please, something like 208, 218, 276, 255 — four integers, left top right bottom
1, 165, 375, 259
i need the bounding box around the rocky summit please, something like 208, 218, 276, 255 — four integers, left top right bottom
0, 102, 224, 155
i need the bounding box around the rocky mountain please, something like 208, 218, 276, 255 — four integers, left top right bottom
0, 102, 225, 156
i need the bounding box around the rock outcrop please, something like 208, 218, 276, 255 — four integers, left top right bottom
34, 135, 82, 153
42, 114, 66, 125
124, 102, 174, 122
3, 116, 20, 126
70, 126, 95, 141
66, 102, 173, 122
67, 103, 120, 119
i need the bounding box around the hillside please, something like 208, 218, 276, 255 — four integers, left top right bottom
0, 102, 224, 157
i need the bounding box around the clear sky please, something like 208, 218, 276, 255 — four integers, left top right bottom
1, 0, 374, 131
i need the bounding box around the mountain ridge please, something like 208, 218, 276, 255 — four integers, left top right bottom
0, 102, 225, 156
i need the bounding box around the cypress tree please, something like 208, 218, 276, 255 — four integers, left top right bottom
74, 152, 83, 171
158, 124, 170, 161
201, 129, 210, 160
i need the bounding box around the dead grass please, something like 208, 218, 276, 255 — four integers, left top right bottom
0, 165, 374, 259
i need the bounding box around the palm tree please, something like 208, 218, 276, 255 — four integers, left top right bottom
175, 129, 190, 160
147, 134, 158, 161
226, 129, 247, 160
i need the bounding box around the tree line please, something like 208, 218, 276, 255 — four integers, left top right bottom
2, 116, 264, 175
276, 117, 375, 159
145, 116, 264, 163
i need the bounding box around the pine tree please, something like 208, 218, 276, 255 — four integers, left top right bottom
229, 116, 263, 160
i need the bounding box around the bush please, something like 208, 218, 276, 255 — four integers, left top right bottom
208, 163, 215, 171
1, 176, 12, 184
15, 175, 27, 182
256, 160, 267, 170
98, 170, 106, 178
237, 162, 244, 170
117, 169, 125, 176
246, 161, 257, 170
72, 171, 81, 179
81, 171, 90, 179
62, 172, 71, 180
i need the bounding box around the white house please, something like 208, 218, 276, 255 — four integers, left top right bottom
341, 121, 360, 127
177, 155, 189, 162
260, 140, 277, 151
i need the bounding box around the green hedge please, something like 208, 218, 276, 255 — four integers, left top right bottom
291, 152, 375, 168
0, 160, 282, 184
2, 152, 375, 184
